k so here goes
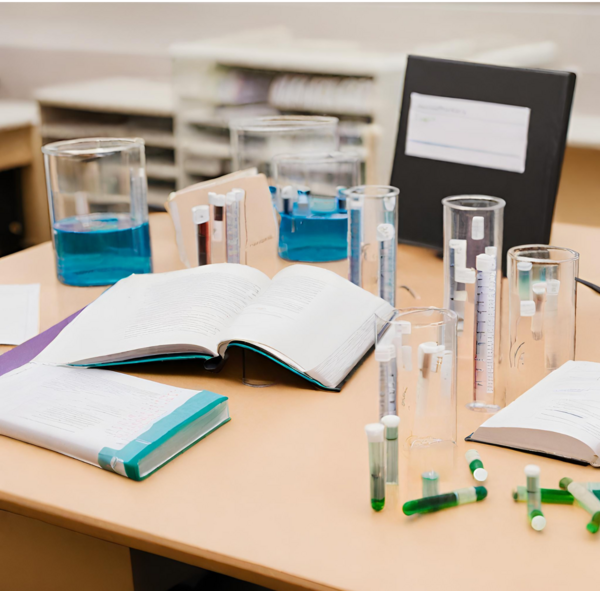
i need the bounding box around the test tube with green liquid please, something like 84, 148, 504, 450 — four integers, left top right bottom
365, 423, 385, 511
421, 471, 439, 497
560, 478, 600, 533
558, 479, 600, 496
381, 415, 399, 485
525, 465, 546, 531
512, 486, 574, 505
403, 487, 487, 515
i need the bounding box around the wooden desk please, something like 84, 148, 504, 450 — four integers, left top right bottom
0, 101, 50, 248
0, 213, 599, 591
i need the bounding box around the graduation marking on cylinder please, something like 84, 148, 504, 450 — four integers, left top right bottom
377, 222, 396, 306
474, 253, 497, 402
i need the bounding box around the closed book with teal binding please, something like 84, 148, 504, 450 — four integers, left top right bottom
0, 363, 230, 480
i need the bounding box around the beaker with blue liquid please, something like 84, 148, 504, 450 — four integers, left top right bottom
42, 138, 152, 286
271, 152, 361, 262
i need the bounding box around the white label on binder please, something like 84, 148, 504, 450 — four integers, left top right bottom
405, 93, 530, 173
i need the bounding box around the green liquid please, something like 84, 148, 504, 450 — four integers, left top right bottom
371, 498, 385, 512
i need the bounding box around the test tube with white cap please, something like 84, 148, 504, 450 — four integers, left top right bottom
348, 195, 364, 287
225, 188, 244, 264
525, 464, 546, 531
192, 205, 210, 266
465, 449, 488, 482
365, 423, 385, 511
381, 415, 400, 485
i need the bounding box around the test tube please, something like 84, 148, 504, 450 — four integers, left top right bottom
209, 192, 226, 264
561, 478, 600, 533
403, 487, 487, 515
348, 195, 364, 287
336, 185, 347, 211
512, 486, 574, 505
517, 262, 532, 301
225, 188, 244, 264
377, 223, 396, 306
375, 342, 397, 419
525, 465, 546, 531
559, 479, 600, 495
192, 205, 210, 266
531, 282, 546, 340
448, 239, 467, 334
465, 449, 488, 482
296, 186, 310, 216
507, 246, 579, 402
381, 415, 400, 485
421, 471, 439, 497
365, 423, 385, 511
416, 342, 444, 417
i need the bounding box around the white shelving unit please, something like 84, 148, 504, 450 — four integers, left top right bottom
170, 29, 560, 186
35, 77, 175, 209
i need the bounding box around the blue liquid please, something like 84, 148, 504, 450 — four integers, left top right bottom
53, 213, 152, 286
278, 208, 348, 262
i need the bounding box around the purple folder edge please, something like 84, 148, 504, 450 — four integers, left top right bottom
0, 309, 83, 377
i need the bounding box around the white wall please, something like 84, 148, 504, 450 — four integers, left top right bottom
0, 2, 598, 114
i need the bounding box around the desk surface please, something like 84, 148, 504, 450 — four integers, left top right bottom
0, 213, 599, 591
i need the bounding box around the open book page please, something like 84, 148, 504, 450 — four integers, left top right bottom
219, 265, 393, 388
0, 363, 209, 468
477, 361, 600, 460
36, 264, 271, 366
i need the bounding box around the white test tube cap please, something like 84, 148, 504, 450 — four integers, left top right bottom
225, 192, 236, 205
485, 246, 497, 258
531, 514, 547, 531
517, 261, 533, 272
418, 341, 440, 370
520, 300, 536, 317
375, 342, 396, 362
232, 188, 245, 201
474, 468, 488, 482
455, 267, 476, 284
532, 283, 546, 296
209, 193, 225, 206
476, 253, 495, 272
192, 205, 209, 225
546, 279, 560, 295
365, 423, 385, 443
471, 216, 485, 240
349, 196, 364, 210
376, 223, 395, 242
524, 464, 540, 478
380, 415, 400, 429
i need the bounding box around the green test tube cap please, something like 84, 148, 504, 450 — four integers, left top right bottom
465, 449, 487, 482
559, 477, 573, 490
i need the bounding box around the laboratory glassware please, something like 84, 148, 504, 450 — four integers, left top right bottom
506, 245, 579, 403
346, 185, 399, 305
229, 116, 339, 184
42, 137, 152, 286
271, 152, 360, 262
442, 195, 505, 412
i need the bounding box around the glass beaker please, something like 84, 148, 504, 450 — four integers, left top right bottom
42, 138, 152, 286
271, 152, 360, 263
506, 245, 579, 403
346, 185, 399, 305
375, 307, 457, 496
442, 195, 505, 411
229, 116, 339, 184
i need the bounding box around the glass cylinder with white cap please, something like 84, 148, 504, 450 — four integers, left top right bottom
506, 245, 579, 403
442, 195, 505, 412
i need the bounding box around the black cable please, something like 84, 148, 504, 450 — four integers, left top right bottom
576, 277, 600, 295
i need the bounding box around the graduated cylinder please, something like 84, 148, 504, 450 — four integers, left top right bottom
507, 245, 579, 402
442, 195, 505, 412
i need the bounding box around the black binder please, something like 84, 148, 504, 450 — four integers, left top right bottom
391, 56, 576, 272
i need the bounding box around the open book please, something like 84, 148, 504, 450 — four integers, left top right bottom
36, 264, 393, 390
0, 363, 229, 480
468, 361, 600, 467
